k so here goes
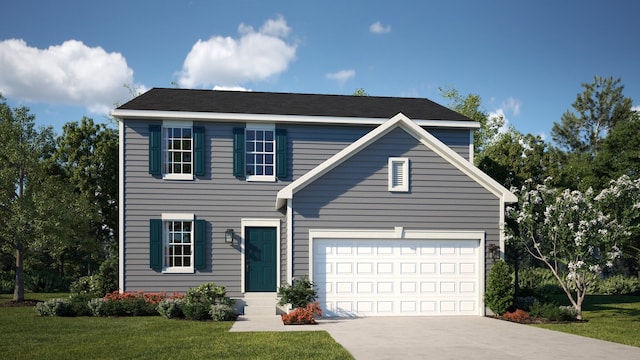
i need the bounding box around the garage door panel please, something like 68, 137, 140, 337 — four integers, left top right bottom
314, 238, 481, 317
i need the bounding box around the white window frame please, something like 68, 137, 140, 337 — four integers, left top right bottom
161, 213, 195, 274
245, 123, 276, 182
162, 120, 194, 180
388, 157, 409, 192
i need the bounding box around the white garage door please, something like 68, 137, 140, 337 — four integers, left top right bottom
312, 238, 481, 317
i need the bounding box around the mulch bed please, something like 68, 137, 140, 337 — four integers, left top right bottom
487, 315, 587, 324
0, 299, 42, 307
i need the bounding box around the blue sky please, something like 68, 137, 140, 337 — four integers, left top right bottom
1, 0, 638, 139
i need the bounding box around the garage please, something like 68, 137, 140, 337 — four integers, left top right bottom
311, 232, 483, 317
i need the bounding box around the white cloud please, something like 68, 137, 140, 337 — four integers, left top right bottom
326, 69, 356, 85
0, 39, 136, 114
213, 85, 251, 91
178, 16, 296, 88
632, 105, 640, 113
501, 97, 521, 116
369, 21, 391, 34
488, 108, 510, 134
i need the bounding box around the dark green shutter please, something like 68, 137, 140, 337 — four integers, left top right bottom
149, 219, 163, 270
194, 126, 205, 176
148, 125, 162, 175
194, 220, 206, 270
232, 128, 245, 177
276, 129, 288, 179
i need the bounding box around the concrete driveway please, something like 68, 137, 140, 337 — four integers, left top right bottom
317, 316, 640, 360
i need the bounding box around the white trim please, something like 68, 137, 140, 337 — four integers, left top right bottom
388, 157, 409, 192
111, 109, 481, 129
308, 228, 486, 316
240, 219, 281, 293
469, 130, 475, 163
286, 200, 293, 285
161, 213, 195, 221
246, 175, 276, 182
162, 173, 194, 181
276, 113, 517, 209
246, 123, 275, 131
118, 120, 125, 293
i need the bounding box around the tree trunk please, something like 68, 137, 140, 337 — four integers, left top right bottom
13, 244, 24, 302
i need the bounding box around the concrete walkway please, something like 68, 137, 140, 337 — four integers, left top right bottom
231, 315, 640, 360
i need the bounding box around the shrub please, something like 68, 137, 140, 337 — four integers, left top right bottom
90, 291, 181, 317
277, 276, 318, 308
502, 309, 530, 322
70, 276, 103, 298
514, 296, 538, 312
35, 298, 73, 317
182, 301, 211, 320
484, 260, 514, 315
281, 302, 322, 324
157, 298, 185, 319
24, 269, 72, 293
593, 275, 640, 295
0, 271, 13, 294
185, 282, 227, 305
68, 293, 96, 316
209, 303, 237, 321
529, 302, 577, 321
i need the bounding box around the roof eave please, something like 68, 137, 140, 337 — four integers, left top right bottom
110, 109, 480, 129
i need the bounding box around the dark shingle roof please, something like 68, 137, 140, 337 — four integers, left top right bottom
117, 88, 473, 122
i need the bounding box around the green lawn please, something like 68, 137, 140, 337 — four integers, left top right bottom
532, 295, 640, 347
0, 293, 353, 360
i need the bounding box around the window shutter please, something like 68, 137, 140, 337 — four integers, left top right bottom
275, 129, 288, 179
194, 126, 205, 176
148, 125, 162, 175
232, 127, 245, 177
149, 219, 163, 270
194, 220, 206, 270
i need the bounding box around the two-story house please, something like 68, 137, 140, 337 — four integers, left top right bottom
112, 88, 517, 317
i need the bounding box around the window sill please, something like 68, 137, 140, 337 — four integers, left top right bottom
162, 267, 195, 274
246, 175, 276, 182
162, 174, 194, 181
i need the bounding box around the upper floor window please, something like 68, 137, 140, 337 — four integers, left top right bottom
233, 125, 287, 181
148, 121, 205, 180
164, 127, 193, 178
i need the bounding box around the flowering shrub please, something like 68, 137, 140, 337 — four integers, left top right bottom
281, 302, 322, 324
278, 276, 318, 308
90, 291, 184, 317
502, 309, 530, 322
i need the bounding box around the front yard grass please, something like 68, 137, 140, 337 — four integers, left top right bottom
0, 293, 353, 360
531, 295, 640, 347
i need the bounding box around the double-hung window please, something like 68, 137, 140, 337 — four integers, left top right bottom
148, 121, 205, 180
149, 214, 206, 273
233, 124, 287, 181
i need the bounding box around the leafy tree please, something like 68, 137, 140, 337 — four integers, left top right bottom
507, 178, 625, 319
0, 97, 54, 301
593, 116, 640, 187
440, 86, 504, 159
551, 76, 635, 158
352, 88, 369, 96
52, 118, 119, 272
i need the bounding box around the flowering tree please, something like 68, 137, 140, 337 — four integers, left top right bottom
507, 178, 624, 320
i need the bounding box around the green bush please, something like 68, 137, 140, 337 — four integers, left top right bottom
0, 271, 13, 294
24, 269, 72, 293
182, 301, 211, 320
96, 257, 119, 295
68, 293, 96, 316
484, 260, 514, 315
88, 296, 158, 317
70, 276, 103, 298
277, 276, 317, 308
530, 302, 577, 321
209, 303, 237, 321
157, 298, 185, 319
593, 275, 640, 295
35, 298, 73, 317
185, 282, 227, 304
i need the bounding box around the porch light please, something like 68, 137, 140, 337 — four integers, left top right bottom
225, 229, 234, 244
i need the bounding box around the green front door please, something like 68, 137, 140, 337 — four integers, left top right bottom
245, 227, 277, 292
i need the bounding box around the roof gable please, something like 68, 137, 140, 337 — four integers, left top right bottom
275, 113, 517, 208
114, 88, 476, 124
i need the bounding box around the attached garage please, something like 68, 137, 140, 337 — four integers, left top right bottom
310, 229, 485, 317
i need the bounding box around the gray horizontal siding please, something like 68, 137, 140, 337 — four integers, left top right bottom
291, 127, 500, 277
122, 119, 474, 295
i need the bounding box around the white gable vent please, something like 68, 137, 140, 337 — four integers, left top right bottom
388, 157, 409, 192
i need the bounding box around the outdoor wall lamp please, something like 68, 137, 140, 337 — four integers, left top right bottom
488, 243, 500, 260
225, 229, 234, 244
